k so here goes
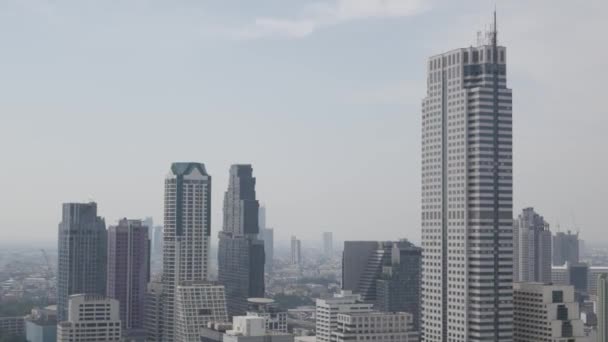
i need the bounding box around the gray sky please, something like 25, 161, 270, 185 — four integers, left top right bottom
1, 0, 607, 246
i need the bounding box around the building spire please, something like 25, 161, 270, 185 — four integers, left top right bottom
493, 8, 498, 47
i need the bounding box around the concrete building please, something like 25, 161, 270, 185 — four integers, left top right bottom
57, 202, 107, 321
107, 218, 150, 336
315, 291, 374, 342
598, 273, 608, 342
218, 165, 265, 317
162, 162, 213, 342
553, 231, 579, 266
258, 206, 274, 273
175, 282, 228, 342
246, 298, 287, 333
323, 232, 333, 258
420, 16, 514, 342
513, 207, 552, 283
342, 241, 383, 296
57, 294, 121, 342
332, 312, 419, 342
200, 316, 294, 342
25, 305, 57, 342
513, 282, 585, 341
550, 263, 608, 298
144, 281, 164, 342
375, 240, 422, 330
291, 236, 302, 265
0, 316, 24, 338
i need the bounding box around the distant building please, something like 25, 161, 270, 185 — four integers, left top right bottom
342, 241, 381, 296
315, 291, 374, 342
57, 202, 107, 321
597, 273, 608, 342
25, 305, 57, 342
0, 316, 24, 338
332, 311, 418, 342
513, 207, 552, 283
291, 236, 302, 265
258, 206, 274, 273
107, 218, 150, 336
246, 298, 287, 333
57, 294, 121, 342
144, 281, 164, 342
323, 232, 333, 257
553, 231, 579, 266
375, 240, 422, 330
513, 282, 586, 341
218, 165, 265, 317
175, 282, 228, 342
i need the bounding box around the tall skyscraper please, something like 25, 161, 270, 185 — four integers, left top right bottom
57, 202, 107, 322
290, 236, 302, 265
161, 162, 212, 342
420, 15, 513, 341
258, 205, 274, 273
513, 207, 552, 283
323, 232, 333, 257
598, 273, 608, 342
218, 165, 265, 317
106, 218, 150, 336
553, 230, 579, 266
342, 241, 393, 303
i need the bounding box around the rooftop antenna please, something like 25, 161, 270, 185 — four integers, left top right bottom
493, 7, 497, 47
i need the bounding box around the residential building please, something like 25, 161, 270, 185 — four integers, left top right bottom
57, 202, 107, 321
162, 162, 213, 341
315, 291, 374, 342
598, 273, 608, 342
57, 294, 121, 342
375, 240, 422, 330
323, 232, 333, 258
144, 281, 164, 342
420, 15, 514, 342
218, 165, 265, 317
553, 231, 579, 266
513, 282, 585, 341
291, 236, 302, 265
107, 218, 150, 336
174, 282, 228, 342
513, 207, 551, 282
332, 312, 419, 342
246, 298, 287, 333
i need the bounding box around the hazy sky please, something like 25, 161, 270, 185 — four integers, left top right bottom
1, 0, 607, 247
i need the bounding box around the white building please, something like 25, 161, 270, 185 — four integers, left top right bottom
246, 298, 288, 333
57, 294, 121, 342
315, 291, 373, 342
420, 15, 513, 342
333, 312, 418, 342
200, 316, 294, 342
175, 282, 228, 342
513, 282, 586, 341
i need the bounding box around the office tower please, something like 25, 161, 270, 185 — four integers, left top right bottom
342, 241, 395, 303
258, 206, 274, 273
291, 236, 302, 265
513, 207, 552, 282
323, 232, 333, 257
106, 218, 150, 336
162, 162, 212, 341
57, 294, 121, 342
246, 298, 288, 333
553, 231, 579, 266
333, 312, 419, 342
375, 240, 422, 330
598, 274, 608, 342
144, 281, 164, 342
57, 202, 107, 321
218, 165, 265, 317
420, 15, 513, 342
315, 291, 374, 342
175, 282, 228, 342
513, 282, 585, 341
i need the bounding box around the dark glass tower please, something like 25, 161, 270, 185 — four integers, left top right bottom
57, 202, 107, 321
218, 164, 265, 317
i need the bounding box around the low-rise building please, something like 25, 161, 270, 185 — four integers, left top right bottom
200, 316, 293, 342
246, 298, 287, 333
0, 316, 25, 337
25, 305, 57, 342
332, 312, 418, 342
57, 294, 121, 342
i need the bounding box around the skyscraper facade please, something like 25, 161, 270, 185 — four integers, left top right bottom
598, 273, 608, 342
513, 207, 551, 283
420, 18, 513, 341
553, 231, 579, 266
218, 165, 265, 317
291, 236, 302, 265
106, 218, 150, 335
57, 295, 121, 342
258, 206, 274, 273
161, 162, 212, 341
57, 202, 107, 322
323, 232, 333, 257
342, 241, 392, 303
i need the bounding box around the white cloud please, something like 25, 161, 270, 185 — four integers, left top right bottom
233, 0, 429, 39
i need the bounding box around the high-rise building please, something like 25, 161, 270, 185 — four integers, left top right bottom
553, 231, 579, 266
218, 165, 265, 317
343, 241, 397, 303
513, 282, 586, 341
315, 291, 374, 342
175, 282, 229, 342
375, 240, 422, 330
162, 162, 212, 341
597, 273, 608, 342
144, 281, 164, 342
106, 218, 150, 336
258, 206, 274, 273
323, 232, 333, 257
57, 202, 107, 322
57, 294, 121, 342
333, 312, 419, 342
420, 15, 513, 342
552, 264, 608, 297
290, 236, 302, 265
513, 207, 551, 283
